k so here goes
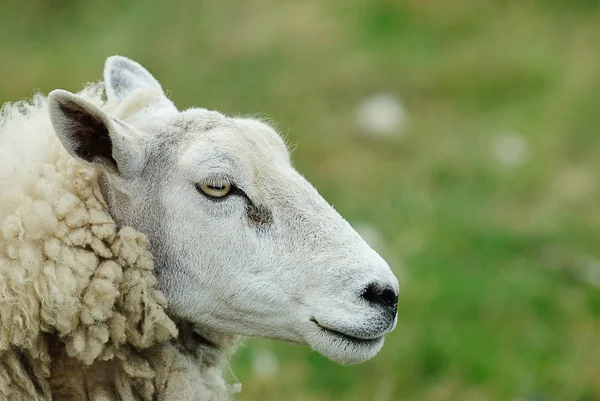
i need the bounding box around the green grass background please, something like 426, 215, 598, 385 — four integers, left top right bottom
2, 1, 600, 400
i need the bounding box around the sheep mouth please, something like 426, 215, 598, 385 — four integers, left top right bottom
310, 318, 382, 346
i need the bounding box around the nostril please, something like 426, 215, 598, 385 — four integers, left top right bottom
361, 283, 379, 304
361, 283, 398, 311
380, 288, 398, 309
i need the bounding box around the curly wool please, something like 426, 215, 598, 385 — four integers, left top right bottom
0, 84, 233, 400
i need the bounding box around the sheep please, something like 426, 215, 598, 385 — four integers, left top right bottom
0, 56, 400, 400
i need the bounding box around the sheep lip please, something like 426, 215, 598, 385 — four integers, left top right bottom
310, 318, 382, 345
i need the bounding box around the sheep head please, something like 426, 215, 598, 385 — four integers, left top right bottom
47, 56, 399, 365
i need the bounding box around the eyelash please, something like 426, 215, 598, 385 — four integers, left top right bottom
202, 176, 233, 188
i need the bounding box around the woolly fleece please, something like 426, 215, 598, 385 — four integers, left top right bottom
0, 84, 232, 400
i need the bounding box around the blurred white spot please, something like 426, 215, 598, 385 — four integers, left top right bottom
354, 222, 385, 252
490, 132, 528, 168
581, 258, 600, 289
553, 167, 595, 201
251, 348, 279, 378
356, 93, 407, 137
541, 245, 600, 289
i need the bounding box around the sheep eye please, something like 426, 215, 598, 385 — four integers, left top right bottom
197, 182, 232, 198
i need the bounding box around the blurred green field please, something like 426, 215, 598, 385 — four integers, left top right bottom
2, 1, 600, 400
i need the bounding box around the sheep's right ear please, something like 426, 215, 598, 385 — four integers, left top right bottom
48, 89, 145, 177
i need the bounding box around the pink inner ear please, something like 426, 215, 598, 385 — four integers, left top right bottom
58, 101, 116, 170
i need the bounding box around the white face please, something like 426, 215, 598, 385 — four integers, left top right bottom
48, 56, 399, 365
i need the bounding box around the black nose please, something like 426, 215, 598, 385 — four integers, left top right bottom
361, 283, 398, 314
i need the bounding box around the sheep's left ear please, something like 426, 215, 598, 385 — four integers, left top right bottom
48, 89, 145, 177
104, 55, 177, 120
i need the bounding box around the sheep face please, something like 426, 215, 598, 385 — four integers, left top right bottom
47, 56, 399, 365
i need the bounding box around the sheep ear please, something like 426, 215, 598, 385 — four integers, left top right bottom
103, 55, 177, 118
48, 89, 145, 177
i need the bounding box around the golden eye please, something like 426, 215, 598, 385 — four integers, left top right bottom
198, 182, 232, 198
